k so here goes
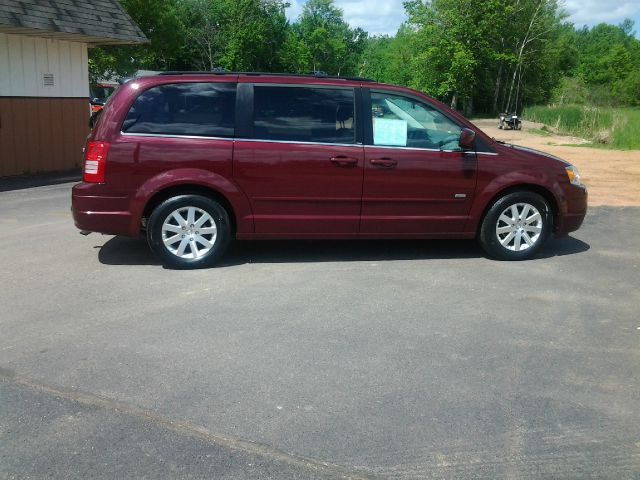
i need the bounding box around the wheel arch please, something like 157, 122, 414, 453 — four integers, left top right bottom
475, 184, 559, 235
142, 184, 237, 234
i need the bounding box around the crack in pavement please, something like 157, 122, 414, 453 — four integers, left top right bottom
0, 367, 380, 480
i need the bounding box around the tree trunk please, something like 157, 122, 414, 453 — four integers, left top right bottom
504, 1, 544, 113
493, 64, 503, 114
504, 63, 519, 113
450, 92, 458, 110
463, 97, 473, 117
514, 65, 524, 113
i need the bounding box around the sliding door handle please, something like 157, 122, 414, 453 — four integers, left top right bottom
370, 158, 398, 168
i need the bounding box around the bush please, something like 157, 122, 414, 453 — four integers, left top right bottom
551, 77, 588, 105
613, 70, 640, 107
523, 105, 640, 150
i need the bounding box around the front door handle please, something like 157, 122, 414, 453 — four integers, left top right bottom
330, 156, 359, 168
370, 158, 398, 168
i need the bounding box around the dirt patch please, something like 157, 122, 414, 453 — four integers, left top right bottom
472, 119, 640, 206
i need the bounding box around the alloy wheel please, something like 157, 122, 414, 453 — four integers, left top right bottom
495, 203, 543, 252
161, 206, 218, 259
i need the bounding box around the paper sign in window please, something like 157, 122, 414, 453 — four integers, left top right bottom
374, 118, 408, 147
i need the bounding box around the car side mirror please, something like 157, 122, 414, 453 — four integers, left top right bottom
459, 128, 476, 151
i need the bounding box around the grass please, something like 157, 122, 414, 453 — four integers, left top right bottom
528, 127, 553, 137
523, 105, 640, 150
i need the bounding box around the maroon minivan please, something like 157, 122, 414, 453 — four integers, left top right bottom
72, 72, 587, 268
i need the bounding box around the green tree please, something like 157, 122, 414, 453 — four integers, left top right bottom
88, 46, 137, 83
400, 0, 565, 115
184, 0, 289, 71
561, 20, 640, 106
217, 0, 289, 71
291, 0, 367, 75
119, 0, 190, 69
361, 25, 418, 85
577, 23, 635, 85
404, 0, 506, 114
280, 28, 312, 73
614, 69, 640, 106
86, 0, 640, 113
89, 0, 189, 81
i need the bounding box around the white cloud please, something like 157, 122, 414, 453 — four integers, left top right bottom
286, 0, 304, 21
285, 0, 407, 36
335, 0, 407, 35
564, 0, 640, 25
286, 0, 640, 36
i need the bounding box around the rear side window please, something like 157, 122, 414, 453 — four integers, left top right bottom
122, 83, 236, 137
253, 86, 355, 144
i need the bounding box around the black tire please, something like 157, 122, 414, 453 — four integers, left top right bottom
479, 191, 552, 261
147, 195, 231, 269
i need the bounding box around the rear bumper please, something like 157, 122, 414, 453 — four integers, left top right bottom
72, 183, 137, 236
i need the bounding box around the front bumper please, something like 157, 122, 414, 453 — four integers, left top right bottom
557, 185, 588, 234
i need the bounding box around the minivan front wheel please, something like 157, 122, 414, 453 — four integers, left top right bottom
479, 192, 552, 260
147, 195, 231, 269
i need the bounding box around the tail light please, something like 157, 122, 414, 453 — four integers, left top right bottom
83, 141, 110, 183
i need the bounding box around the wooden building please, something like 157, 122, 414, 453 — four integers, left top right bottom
0, 0, 147, 177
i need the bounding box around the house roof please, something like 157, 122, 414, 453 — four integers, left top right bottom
0, 0, 148, 45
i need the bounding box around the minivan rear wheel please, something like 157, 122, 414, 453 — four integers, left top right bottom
479, 191, 552, 260
147, 195, 231, 269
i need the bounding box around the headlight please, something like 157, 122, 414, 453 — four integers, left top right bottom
566, 165, 583, 187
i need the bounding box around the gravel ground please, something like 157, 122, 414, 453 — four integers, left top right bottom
473, 119, 640, 207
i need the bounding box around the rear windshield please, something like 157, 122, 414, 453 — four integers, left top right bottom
122, 83, 236, 138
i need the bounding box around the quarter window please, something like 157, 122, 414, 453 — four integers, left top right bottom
122, 83, 236, 137
371, 92, 462, 150
253, 86, 355, 144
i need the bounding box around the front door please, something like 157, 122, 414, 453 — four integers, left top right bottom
234, 84, 363, 235
361, 90, 477, 235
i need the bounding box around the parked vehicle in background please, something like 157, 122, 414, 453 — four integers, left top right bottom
72, 72, 587, 269
499, 112, 522, 130
89, 83, 118, 128
89, 83, 117, 114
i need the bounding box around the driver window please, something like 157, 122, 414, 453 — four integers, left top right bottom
371, 92, 462, 150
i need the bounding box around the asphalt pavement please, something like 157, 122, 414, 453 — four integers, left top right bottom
0, 181, 638, 479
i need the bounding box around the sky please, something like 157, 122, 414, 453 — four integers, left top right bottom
285, 0, 640, 37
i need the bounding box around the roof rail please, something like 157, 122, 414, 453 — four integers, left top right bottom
156, 70, 376, 82
158, 70, 230, 76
